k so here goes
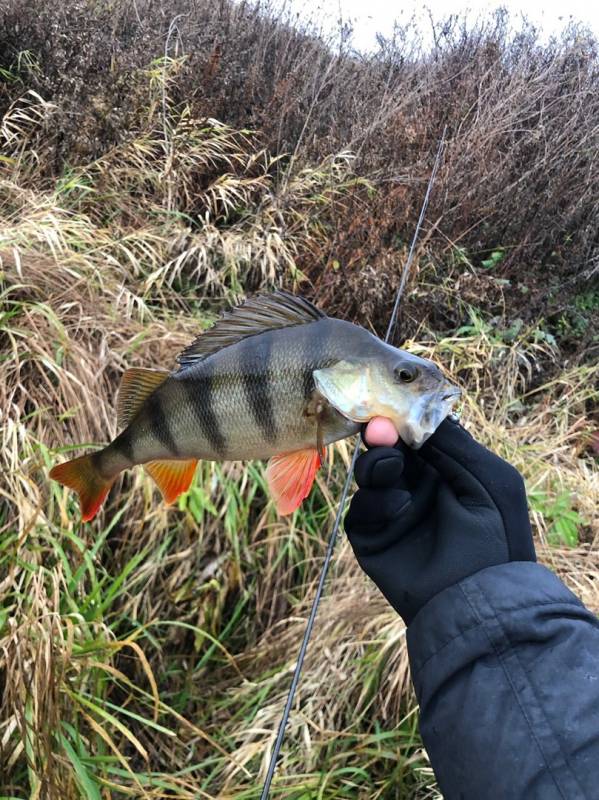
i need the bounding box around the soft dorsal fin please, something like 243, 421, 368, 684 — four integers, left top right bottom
117, 367, 169, 429
176, 290, 325, 369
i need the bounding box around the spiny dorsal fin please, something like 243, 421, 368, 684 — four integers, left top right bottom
176, 290, 325, 369
117, 367, 169, 430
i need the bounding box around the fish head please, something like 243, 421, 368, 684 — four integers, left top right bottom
313, 347, 460, 448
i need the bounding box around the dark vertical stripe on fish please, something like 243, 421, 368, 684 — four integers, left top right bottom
240, 335, 277, 444
90, 450, 104, 471
302, 320, 338, 406
184, 367, 227, 457
113, 430, 135, 463
147, 392, 179, 456
302, 319, 331, 400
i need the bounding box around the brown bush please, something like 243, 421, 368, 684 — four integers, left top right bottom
0, 0, 598, 350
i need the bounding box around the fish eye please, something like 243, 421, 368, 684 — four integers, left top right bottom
395, 365, 419, 383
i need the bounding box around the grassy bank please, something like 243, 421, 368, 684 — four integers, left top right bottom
1, 2, 598, 797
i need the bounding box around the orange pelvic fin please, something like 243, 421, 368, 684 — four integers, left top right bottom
145, 459, 198, 505
117, 367, 169, 429
266, 448, 322, 515
50, 454, 114, 522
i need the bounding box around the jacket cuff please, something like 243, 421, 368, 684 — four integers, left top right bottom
406, 561, 583, 684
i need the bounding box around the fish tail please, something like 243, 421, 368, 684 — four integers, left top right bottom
50, 452, 115, 522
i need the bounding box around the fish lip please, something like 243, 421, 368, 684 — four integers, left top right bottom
440, 387, 461, 402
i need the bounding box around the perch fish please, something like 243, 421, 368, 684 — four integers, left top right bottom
50, 291, 460, 520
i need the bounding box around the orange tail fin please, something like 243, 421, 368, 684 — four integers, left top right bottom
50, 454, 114, 522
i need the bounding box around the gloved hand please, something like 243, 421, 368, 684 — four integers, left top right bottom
345, 418, 536, 626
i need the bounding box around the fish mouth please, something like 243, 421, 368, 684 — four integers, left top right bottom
398, 383, 461, 449
441, 387, 461, 402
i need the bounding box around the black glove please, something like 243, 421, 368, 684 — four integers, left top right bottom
345, 418, 536, 626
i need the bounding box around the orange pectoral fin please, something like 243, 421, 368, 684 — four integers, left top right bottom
266, 448, 322, 515
144, 459, 198, 505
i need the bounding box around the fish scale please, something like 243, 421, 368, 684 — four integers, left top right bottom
50, 291, 460, 520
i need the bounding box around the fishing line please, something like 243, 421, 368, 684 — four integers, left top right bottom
259, 128, 447, 799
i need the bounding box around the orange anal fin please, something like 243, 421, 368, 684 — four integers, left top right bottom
50, 454, 114, 522
145, 459, 198, 505
266, 448, 322, 516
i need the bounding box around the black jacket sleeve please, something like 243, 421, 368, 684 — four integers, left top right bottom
406, 561, 599, 800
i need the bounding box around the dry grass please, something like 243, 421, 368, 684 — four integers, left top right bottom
2, 208, 597, 799
1, 3, 598, 798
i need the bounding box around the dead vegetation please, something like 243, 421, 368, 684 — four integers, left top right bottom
1, 0, 598, 344
0, 2, 598, 798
